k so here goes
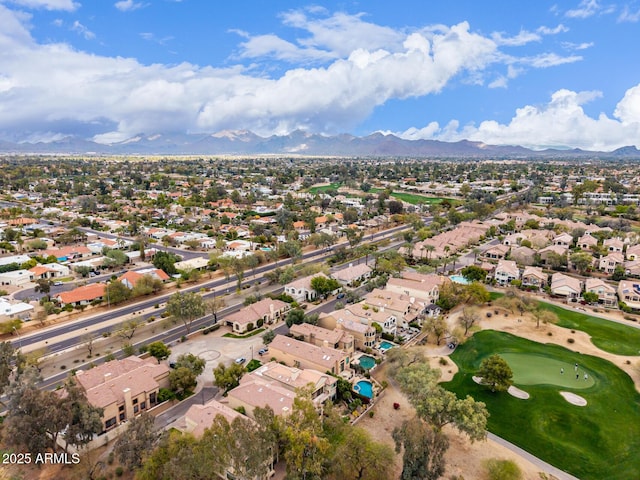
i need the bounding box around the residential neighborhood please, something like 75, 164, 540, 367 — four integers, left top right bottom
1, 156, 640, 480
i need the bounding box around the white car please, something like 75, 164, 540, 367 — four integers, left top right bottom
234, 357, 246, 364
53, 281, 63, 286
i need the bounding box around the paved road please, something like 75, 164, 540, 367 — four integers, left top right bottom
155, 386, 219, 430
487, 433, 580, 480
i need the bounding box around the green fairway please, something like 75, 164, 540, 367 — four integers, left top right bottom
307, 182, 342, 194
538, 302, 640, 356
444, 330, 640, 480
500, 353, 594, 389
369, 188, 453, 205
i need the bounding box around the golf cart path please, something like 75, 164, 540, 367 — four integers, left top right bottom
487, 433, 581, 480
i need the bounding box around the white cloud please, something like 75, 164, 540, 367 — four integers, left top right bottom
114, 0, 145, 12
537, 24, 569, 34
491, 30, 541, 46
520, 52, 582, 68
397, 86, 640, 151
0, 5, 594, 146
71, 20, 94, 40
565, 0, 615, 18
236, 10, 406, 63
614, 84, 640, 123
566, 0, 603, 18
618, 5, 640, 21
0, 0, 78, 11
561, 41, 594, 50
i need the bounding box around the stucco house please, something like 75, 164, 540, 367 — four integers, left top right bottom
494, 260, 520, 286
550, 273, 583, 299
584, 278, 617, 307
75, 356, 170, 433
224, 298, 289, 333
267, 334, 351, 376
521, 266, 548, 289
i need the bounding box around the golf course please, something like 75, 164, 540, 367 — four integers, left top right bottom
444, 330, 640, 480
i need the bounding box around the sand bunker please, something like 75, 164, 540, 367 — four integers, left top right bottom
473, 376, 530, 399
560, 391, 587, 406
507, 385, 530, 400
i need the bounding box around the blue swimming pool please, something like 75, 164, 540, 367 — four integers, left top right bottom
358, 355, 376, 370
379, 341, 395, 351
353, 380, 374, 399
449, 274, 471, 285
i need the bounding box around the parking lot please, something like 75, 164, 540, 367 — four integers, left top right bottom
167, 329, 268, 387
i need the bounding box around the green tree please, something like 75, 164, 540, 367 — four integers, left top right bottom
422, 316, 448, 346
570, 251, 594, 274
393, 418, 448, 480
166, 291, 206, 336
395, 361, 488, 442
201, 408, 277, 480
213, 362, 246, 393
132, 274, 164, 297
152, 251, 180, 275
105, 280, 132, 305
63, 377, 104, 452
104, 249, 128, 268
34, 279, 52, 300
286, 308, 306, 327
612, 264, 626, 281
116, 319, 141, 341
282, 389, 331, 480
310, 275, 341, 297
174, 353, 206, 376
0, 319, 22, 336
460, 265, 487, 282
147, 341, 171, 363
459, 307, 480, 336
477, 354, 513, 392
169, 367, 198, 394
582, 291, 599, 304
114, 412, 157, 470
263, 329, 276, 344
329, 427, 395, 480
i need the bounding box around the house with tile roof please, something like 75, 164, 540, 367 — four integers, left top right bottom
268, 334, 351, 376
550, 273, 583, 300
332, 263, 372, 287
317, 313, 377, 351
289, 323, 355, 354
75, 356, 169, 433
117, 268, 169, 289
224, 298, 289, 333
54, 283, 106, 307
585, 278, 617, 307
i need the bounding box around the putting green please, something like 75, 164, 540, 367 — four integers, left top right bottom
501, 353, 595, 389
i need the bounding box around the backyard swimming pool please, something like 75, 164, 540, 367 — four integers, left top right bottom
449, 274, 471, 285
379, 341, 395, 352
358, 355, 376, 370
353, 380, 374, 399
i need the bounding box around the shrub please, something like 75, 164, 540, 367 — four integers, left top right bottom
567, 338, 575, 344
439, 357, 448, 366
247, 322, 254, 332
256, 318, 264, 327
60, 365, 66, 370
115, 466, 124, 477
483, 458, 522, 480
158, 388, 175, 403
547, 332, 553, 336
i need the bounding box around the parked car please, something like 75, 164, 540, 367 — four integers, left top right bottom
234, 357, 246, 364
336, 292, 346, 299
53, 281, 63, 286
258, 348, 268, 355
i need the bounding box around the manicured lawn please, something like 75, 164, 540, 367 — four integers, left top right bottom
444, 330, 640, 480
538, 302, 640, 356
499, 353, 594, 388
307, 183, 342, 194
369, 188, 453, 205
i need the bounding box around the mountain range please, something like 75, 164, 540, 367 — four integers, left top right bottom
0, 130, 639, 158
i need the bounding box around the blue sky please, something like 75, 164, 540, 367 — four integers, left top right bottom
1, 0, 640, 150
